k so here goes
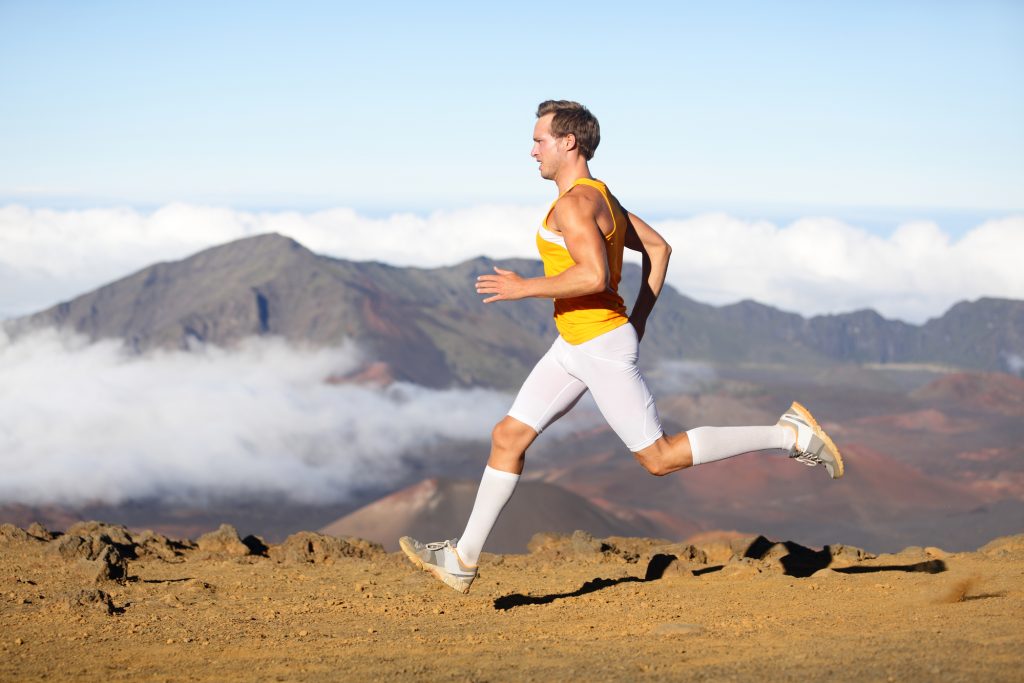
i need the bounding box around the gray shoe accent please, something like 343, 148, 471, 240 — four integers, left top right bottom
777, 401, 844, 479
399, 536, 477, 594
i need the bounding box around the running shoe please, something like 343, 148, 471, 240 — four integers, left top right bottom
399, 537, 477, 594
777, 401, 844, 479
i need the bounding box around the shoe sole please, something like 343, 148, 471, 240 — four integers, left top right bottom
790, 401, 845, 479
398, 537, 473, 595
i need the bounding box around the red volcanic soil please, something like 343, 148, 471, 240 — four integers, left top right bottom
856, 408, 975, 434
911, 372, 1024, 415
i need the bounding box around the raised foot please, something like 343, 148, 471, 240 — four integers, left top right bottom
777, 401, 844, 479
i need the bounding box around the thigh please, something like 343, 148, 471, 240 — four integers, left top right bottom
567, 324, 664, 452
507, 339, 587, 435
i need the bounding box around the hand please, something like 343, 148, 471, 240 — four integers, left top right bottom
476, 267, 526, 303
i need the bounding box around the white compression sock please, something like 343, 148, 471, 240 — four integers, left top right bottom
456, 465, 520, 566
686, 425, 796, 466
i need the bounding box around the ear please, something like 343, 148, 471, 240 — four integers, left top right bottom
562, 133, 578, 152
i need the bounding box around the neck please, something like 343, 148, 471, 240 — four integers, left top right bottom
553, 158, 593, 195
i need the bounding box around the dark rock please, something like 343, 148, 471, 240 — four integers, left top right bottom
26, 523, 55, 541
52, 535, 99, 561
269, 532, 382, 564
828, 543, 876, 563
655, 543, 709, 565
571, 530, 603, 554
62, 588, 117, 615
62, 521, 138, 559
90, 545, 128, 583
0, 523, 31, 544
527, 530, 638, 563
133, 529, 195, 561
644, 553, 696, 580
66, 521, 133, 546
528, 530, 603, 555
196, 524, 251, 557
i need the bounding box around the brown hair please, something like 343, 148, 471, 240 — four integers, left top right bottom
536, 100, 600, 160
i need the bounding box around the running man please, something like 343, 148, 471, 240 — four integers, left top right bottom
400, 100, 842, 593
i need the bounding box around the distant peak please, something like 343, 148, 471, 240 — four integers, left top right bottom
233, 232, 304, 249
188, 232, 313, 261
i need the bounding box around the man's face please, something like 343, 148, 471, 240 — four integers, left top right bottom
531, 114, 564, 180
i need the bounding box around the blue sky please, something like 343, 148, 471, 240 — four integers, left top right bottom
1, 1, 1022, 226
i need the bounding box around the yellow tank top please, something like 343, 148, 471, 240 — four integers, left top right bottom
535, 177, 629, 345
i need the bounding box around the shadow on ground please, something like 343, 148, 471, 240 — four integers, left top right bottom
494, 538, 948, 610
742, 535, 948, 578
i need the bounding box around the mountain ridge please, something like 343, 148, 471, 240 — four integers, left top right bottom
5, 232, 1022, 388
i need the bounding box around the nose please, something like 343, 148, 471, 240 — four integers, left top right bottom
531, 142, 540, 158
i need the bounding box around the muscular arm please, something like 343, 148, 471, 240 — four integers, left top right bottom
476, 193, 609, 303
624, 211, 671, 340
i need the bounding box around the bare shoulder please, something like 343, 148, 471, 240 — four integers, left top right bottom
550, 187, 603, 233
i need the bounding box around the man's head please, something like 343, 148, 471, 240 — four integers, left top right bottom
532, 100, 600, 181
535, 100, 600, 160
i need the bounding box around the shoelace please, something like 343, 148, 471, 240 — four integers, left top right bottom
790, 450, 822, 467
425, 540, 454, 551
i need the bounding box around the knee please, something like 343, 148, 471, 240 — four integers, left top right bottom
634, 451, 673, 477
491, 417, 533, 453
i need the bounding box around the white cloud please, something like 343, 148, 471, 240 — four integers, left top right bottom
655, 213, 1024, 323
0, 329, 524, 506
1, 203, 1022, 324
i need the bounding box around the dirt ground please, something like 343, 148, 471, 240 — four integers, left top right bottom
1, 523, 1022, 682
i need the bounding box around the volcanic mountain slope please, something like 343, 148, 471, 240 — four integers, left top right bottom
319, 477, 687, 552
518, 368, 1024, 554
6, 233, 1023, 389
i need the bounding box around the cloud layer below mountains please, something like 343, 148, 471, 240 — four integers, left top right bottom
0, 330, 527, 506
1, 203, 1022, 324
0, 330, 718, 507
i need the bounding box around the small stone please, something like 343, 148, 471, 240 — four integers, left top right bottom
166, 638, 174, 644
14, 638, 23, 645
367, 628, 377, 634
298, 630, 308, 637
